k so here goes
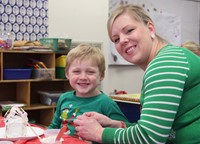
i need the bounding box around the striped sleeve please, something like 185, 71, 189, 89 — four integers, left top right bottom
102, 46, 189, 144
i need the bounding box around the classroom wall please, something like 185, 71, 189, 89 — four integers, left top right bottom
49, 0, 200, 95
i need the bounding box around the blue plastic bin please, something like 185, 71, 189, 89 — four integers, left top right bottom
3, 68, 32, 80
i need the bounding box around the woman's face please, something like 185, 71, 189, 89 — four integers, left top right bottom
111, 13, 154, 67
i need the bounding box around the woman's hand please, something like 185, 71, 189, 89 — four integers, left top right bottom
83, 112, 113, 127
74, 115, 104, 143
83, 112, 123, 128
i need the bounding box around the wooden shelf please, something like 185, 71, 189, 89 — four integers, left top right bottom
0, 50, 71, 126
0, 79, 68, 83
24, 104, 56, 110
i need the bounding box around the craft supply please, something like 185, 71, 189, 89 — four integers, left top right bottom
20, 108, 42, 141
55, 120, 67, 142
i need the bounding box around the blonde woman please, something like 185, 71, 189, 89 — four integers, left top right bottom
74, 5, 200, 144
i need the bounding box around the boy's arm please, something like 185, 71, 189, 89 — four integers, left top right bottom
103, 97, 129, 122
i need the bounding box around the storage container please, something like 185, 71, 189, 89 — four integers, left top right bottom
56, 67, 66, 79
58, 38, 72, 51
32, 68, 55, 80
39, 38, 58, 51
56, 55, 67, 67
40, 38, 72, 52
0, 30, 14, 50
55, 55, 67, 79
3, 68, 32, 80
38, 91, 64, 105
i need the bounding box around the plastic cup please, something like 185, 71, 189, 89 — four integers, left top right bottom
44, 129, 60, 137
40, 136, 62, 144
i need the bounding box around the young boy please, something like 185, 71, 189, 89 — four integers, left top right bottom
48, 44, 128, 135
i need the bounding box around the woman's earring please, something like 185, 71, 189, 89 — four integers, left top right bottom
151, 33, 155, 39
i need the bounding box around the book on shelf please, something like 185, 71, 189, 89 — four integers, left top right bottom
12, 46, 53, 51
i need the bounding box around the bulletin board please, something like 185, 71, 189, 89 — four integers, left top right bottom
0, 0, 48, 41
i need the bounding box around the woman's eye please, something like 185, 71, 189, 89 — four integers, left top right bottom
113, 38, 119, 43
127, 28, 134, 34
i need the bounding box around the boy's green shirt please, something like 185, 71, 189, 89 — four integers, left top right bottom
49, 90, 128, 135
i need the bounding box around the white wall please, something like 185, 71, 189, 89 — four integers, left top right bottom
149, 0, 200, 43
49, 0, 200, 95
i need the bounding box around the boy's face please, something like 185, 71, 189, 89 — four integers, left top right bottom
66, 58, 104, 97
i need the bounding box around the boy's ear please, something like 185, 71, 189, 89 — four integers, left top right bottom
100, 73, 105, 81
65, 72, 69, 79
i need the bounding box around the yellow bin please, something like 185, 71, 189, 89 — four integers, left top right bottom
56, 55, 67, 67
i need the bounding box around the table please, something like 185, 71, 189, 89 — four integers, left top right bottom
0, 116, 88, 144
110, 93, 140, 103
110, 94, 141, 122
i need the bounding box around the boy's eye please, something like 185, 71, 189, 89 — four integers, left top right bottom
87, 71, 95, 74
73, 70, 80, 74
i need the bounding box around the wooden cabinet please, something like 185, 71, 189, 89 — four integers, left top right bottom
0, 50, 72, 126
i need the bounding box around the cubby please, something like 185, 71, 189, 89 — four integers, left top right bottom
0, 50, 72, 126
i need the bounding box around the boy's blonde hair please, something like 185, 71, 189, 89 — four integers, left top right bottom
66, 44, 105, 76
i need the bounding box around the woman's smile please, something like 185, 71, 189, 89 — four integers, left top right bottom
125, 45, 136, 54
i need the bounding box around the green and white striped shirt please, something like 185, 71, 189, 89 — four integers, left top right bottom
102, 44, 200, 144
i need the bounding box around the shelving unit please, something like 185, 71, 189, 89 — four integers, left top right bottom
0, 50, 72, 126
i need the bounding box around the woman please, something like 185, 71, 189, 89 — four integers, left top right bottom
74, 4, 200, 144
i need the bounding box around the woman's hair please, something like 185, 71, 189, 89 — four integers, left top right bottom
66, 44, 105, 76
182, 40, 200, 54
107, 4, 167, 43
